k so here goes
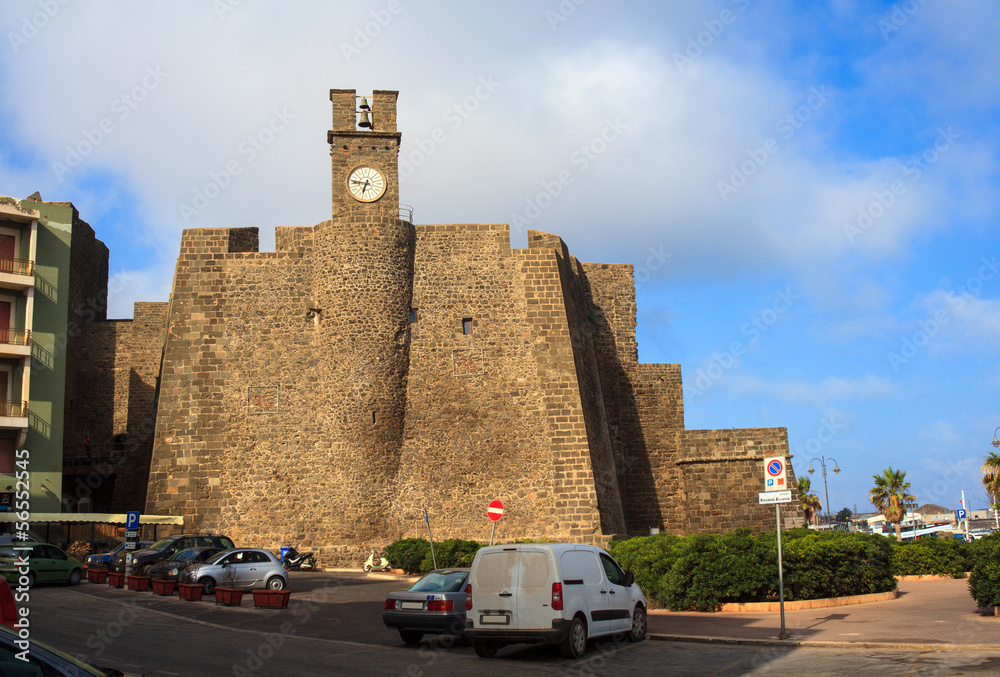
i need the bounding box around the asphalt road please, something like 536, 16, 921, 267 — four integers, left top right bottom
23, 573, 1000, 676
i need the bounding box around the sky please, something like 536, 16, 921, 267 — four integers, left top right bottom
0, 0, 997, 518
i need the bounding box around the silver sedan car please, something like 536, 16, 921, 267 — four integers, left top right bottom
187, 548, 288, 593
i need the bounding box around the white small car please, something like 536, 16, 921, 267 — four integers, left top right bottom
464, 543, 646, 658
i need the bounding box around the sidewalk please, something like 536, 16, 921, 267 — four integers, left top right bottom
647, 578, 999, 650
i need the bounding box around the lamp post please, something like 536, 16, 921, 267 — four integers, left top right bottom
991, 428, 1000, 531
808, 456, 841, 526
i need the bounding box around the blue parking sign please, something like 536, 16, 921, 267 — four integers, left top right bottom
125, 511, 140, 530
957, 509, 967, 519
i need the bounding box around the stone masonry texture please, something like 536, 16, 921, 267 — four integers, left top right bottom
77, 88, 802, 565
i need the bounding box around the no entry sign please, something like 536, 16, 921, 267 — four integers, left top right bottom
487, 500, 504, 522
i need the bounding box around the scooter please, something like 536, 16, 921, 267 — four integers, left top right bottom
283, 547, 316, 571
363, 549, 392, 572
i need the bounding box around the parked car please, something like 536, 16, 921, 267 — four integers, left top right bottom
0, 624, 137, 676
123, 533, 235, 571
464, 543, 646, 659
85, 541, 153, 567
383, 568, 469, 644
0, 542, 84, 588
151, 547, 224, 580
186, 548, 287, 593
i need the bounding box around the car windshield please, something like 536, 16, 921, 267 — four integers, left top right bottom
205, 550, 232, 564
167, 550, 200, 563
0, 547, 19, 559
149, 538, 174, 551
408, 571, 468, 593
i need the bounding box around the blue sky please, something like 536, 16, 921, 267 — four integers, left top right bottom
1, 0, 998, 517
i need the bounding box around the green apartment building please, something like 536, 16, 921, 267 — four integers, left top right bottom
0, 194, 109, 515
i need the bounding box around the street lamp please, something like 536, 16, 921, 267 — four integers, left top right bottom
808, 456, 841, 526
992, 427, 999, 449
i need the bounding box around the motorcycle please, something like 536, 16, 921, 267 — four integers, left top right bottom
363, 549, 392, 572
283, 546, 316, 571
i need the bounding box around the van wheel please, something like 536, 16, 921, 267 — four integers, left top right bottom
473, 641, 499, 658
628, 605, 647, 642
559, 618, 587, 658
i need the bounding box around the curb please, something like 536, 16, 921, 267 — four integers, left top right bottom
647, 633, 1000, 652
714, 589, 898, 612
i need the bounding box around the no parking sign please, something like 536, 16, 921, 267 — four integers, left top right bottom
763, 457, 787, 490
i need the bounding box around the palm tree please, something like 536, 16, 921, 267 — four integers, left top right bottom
870, 466, 916, 541
798, 476, 822, 526
983, 452, 1000, 530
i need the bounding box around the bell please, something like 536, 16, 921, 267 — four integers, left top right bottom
358, 97, 371, 110
358, 110, 372, 128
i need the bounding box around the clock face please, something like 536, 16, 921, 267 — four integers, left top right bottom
347, 166, 386, 202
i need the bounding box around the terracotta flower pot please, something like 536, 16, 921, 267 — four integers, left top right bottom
214, 587, 244, 606
151, 579, 176, 596
127, 575, 151, 591
252, 589, 291, 609
107, 572, 126, 588
178, 582, 204, 601
88, 569, 108, 584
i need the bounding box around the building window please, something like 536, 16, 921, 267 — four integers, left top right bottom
409, 309, 418, 323
462, 318, 473, 335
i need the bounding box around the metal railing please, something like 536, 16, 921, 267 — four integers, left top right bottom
399, 204, 414, 223
0, 328, 29, 346
0, 401, 27, 417
0, 258, 33, 276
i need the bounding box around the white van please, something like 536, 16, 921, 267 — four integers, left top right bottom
464, 542, 646, 658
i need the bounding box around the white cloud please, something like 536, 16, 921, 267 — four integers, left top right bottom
728, 374, 898, 407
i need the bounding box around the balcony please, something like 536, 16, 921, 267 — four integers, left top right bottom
0, 401, 27, 432
0, 257, 33, 291
0, 328, 30, 358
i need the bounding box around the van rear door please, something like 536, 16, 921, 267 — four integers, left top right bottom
515, 548, 554, 630
473, 548, 519, 629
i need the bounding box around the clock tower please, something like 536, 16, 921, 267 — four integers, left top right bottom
328, 89, 401, 216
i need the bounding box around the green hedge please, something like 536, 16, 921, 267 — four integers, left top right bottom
609, 529, 897, 611
892, 537, 968, 577
384, 538, 484, 574
968, 534, 1000, 609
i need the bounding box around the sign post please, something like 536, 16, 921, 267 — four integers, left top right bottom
124, 511, 140, 551
423, 507, 437, 570
760, 457, 791, 640
487, 500, 504, 546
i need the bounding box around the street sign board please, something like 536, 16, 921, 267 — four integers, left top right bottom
763, 456, 788, 490
125, 512, 140, 530
487, 500, 504, 522
125, 530, 137, 538
957, 509, 967, 519
759, 490, 792, 505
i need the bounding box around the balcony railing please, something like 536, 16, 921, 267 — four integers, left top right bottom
0, 328, 29, 346
0, 258, 33, 276
0, 401, 27, 418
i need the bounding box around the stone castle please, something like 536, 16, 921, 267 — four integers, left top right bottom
71, 89, 801, 561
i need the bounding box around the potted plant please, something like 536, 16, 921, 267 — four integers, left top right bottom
127, 563, 152, 591
87, 562, 109, 584
252, 588, 291, 609
107, 558, 126, 588
177, 565, 204, 601
213, 561, 243, 606
149, 561, 176, 596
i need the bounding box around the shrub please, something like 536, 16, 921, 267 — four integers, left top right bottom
662, 530, 776, 612
968, 535, 1000, 610
607, 533, 684, 606
418, 538, 482, 573
892, 537, 966, 577
67, 541, 91, 562
385, 538, 431, 574
783, 532, 895, 600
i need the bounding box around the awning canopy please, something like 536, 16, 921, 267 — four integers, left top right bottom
0, 513, 183, 525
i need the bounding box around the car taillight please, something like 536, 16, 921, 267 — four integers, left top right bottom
551, 582, 563, 611
384, 599, 396, 610
427, 600, 454, 611
465, 584, 472, 611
